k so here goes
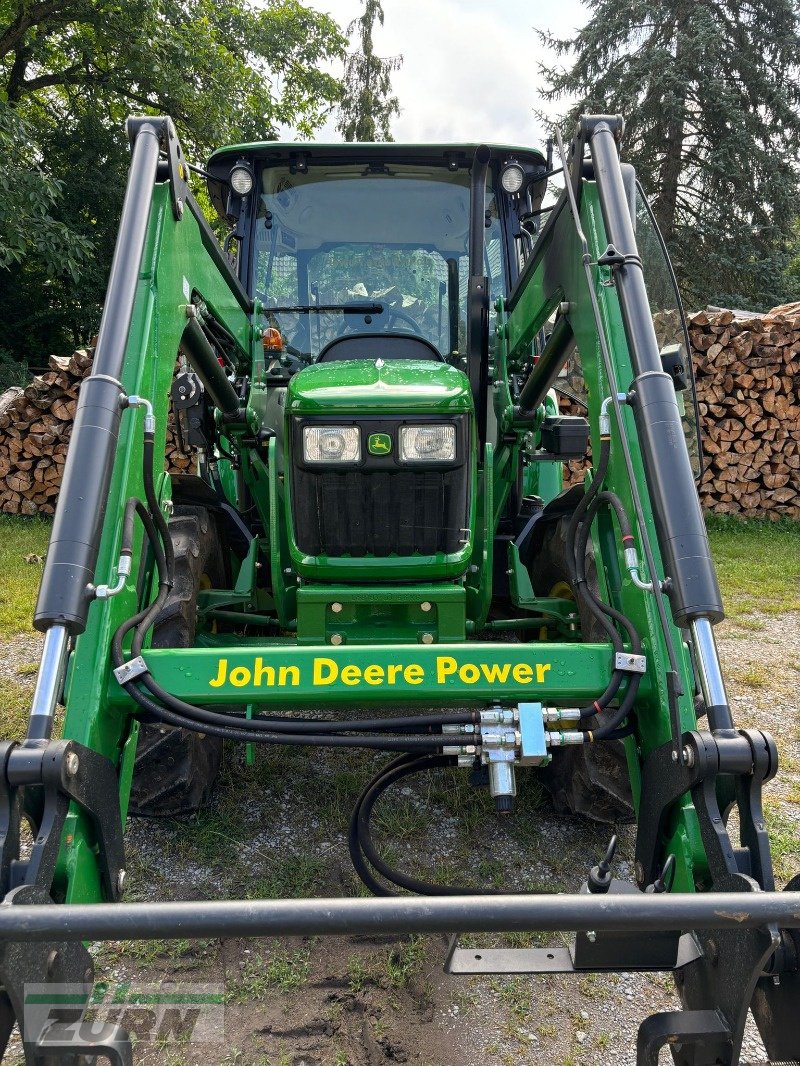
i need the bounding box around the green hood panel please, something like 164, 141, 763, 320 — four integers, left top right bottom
288, 360, 473, 415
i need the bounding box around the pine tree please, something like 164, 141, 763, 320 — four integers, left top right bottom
538, 1, 800, 310
337, 0, 402, 142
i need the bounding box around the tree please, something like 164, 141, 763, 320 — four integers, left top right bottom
0, 0, 346, 366
337, 0, 401, 142
538, 1, 800, 310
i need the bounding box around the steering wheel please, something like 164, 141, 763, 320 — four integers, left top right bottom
339, 300, 424, 338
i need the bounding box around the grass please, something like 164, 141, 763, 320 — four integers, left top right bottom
0, 675, 35, 741
226, 947, 311, 1002
0, 516, 50, 637
763, 802, 800, 884
705, 515, 800, 615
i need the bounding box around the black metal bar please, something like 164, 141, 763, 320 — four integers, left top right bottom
3, 892, 800, 943
181, 315, 242, 420
34, 121, 163, 636
514, 314, 575, 419
267, 303, 383, 315
467, 144, 492, 442
468, 145, 491, 275
585, 117, 723, 629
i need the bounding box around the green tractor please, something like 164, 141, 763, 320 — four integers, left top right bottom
1, 115, 798, 1066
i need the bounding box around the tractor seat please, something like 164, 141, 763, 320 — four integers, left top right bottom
316, 333, 444, 363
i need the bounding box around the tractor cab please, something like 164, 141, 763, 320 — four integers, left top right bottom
207, 143, 547, 387
207, 143, 548, 366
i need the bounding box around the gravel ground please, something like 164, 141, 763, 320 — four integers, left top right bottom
1, 611, 798, 1066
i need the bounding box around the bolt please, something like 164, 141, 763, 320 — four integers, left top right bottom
559, 301, 571, 316
117, 869, 127, 894
671, 749, 678, 762
331, 602, 343, 614
330, 633, 343, 646
163, 499, 174, 515
421, 601, 432, 612
176, 199, 184, 219
586, 931, 596, 943
683, 745, 696, 767
284, 567, 293, 575
421, 633, 434, 645
65, 752, 80, 777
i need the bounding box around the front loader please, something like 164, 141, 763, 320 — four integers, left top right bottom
1, 113, 799, 1066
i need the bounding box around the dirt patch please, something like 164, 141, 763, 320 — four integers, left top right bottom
2, 613, 799, 1066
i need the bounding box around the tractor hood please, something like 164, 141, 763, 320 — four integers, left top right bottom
287, 360, 473, 416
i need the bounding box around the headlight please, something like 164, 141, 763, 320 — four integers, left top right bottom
399, 424, 456, 462
303, 425, 361, 463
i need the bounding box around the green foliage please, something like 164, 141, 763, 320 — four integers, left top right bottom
0, 103, 91, 280
538, 0, 800, 311
337, 0, 401, 142
0, 0, 346, 365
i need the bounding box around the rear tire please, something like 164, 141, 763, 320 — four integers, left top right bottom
128, 505, 225, 818
529, 515, 634, 824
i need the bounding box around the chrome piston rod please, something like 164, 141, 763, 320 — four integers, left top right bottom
26, 624, 70, 742
689, 617, 733, 732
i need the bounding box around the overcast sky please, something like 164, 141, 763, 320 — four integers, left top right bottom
280, 0, 589, 150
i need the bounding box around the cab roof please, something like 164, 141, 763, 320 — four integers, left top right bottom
205, 141, 548, 222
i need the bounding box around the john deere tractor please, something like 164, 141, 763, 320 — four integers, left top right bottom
1, 115, 798, 1066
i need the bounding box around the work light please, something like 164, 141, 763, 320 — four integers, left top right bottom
399, 424, 456, 462
303, 426, 361, 463
500, 162, 525, 195
230, 164, 254, 196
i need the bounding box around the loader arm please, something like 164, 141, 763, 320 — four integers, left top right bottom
1, 115, 798, 1066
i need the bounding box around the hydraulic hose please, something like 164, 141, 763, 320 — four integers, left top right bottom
349, 754, 528, 896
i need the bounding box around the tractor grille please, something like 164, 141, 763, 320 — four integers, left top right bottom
291, 466, 469, 557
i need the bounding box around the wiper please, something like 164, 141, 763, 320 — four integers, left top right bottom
267, 302, 384, 315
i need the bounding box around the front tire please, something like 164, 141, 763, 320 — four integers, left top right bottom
529, 515, 634, 824
128, 505, 225, 817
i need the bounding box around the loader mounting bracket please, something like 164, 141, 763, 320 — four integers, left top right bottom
633, 727, 793, 1064
0, 885, 132, 1064
0, 739, 125, 902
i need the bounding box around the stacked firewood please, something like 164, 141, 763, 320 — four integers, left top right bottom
689, 307, 800, 518
559, 306, 800, 518
0, 350, 191, 515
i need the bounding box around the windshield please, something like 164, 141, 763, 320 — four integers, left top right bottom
251, 163, 506, 361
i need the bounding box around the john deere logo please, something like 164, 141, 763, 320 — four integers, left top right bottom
368, 433, 392, 455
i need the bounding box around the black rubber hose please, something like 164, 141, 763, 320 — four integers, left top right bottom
142, 432, 175, 578
348, 753, 419, 896
119, 680, 455, 751
349, 755, 564, 897
350, 754, 503, 896
575, 490, 642, 654
573, 488, 644, 727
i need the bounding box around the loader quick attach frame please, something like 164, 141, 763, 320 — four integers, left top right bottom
1, 115, 799, 1066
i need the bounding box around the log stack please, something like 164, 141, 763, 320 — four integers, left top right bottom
559, 306, 800, 519
0, 350, 191, 515
689, 307, 800, 519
